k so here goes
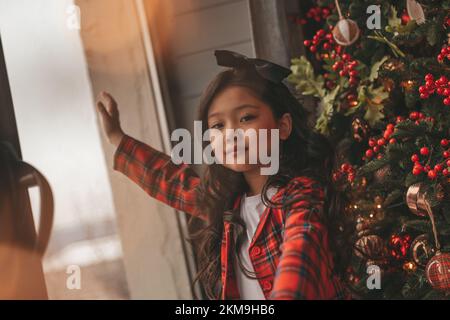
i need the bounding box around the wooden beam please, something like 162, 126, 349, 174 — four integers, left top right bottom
249, 0, 310, 62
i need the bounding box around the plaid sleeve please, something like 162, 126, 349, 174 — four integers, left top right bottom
113, 134, 204, 220
269, 177, 342, 300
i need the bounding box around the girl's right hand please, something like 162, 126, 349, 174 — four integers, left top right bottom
96, 91, 125, 147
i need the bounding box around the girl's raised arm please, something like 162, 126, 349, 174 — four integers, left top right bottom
113, 135, 204, 219
96, 91, 204, 220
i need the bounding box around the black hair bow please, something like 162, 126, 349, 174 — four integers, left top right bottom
214, 50, 292, 84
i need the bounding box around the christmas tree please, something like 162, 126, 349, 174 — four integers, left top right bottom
289, 0, 450, 299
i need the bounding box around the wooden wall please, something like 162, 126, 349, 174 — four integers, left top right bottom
145, 0, 255, 135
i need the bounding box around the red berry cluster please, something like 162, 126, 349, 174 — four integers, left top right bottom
331, 54, 360, 87
411, 139, 450, 179
303, 27, 340, 54
437, 45, 450, 63
332, 163, 356, 183
294, 6, 332, 25
389, 113, 434, 126
303, 28, 362, 89
364, 123, 396, 160
395, 115, 406, 123
306, 6, 331, 22
419, 74, 450, 106
408, 111, 435, 124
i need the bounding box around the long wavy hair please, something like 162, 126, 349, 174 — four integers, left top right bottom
189, 66, 348, 299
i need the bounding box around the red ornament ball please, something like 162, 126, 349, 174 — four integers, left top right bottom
388, 233, 412, 260
425, 252, 450, 291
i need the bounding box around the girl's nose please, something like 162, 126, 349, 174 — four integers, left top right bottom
224, 127, 244, 144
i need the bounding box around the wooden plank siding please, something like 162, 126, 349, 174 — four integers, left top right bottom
145, 0, 254, 135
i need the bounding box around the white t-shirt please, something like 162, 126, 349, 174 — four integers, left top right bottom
235, 186, 279, 300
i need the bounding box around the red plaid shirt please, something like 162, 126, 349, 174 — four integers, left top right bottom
114, 134, 348, 300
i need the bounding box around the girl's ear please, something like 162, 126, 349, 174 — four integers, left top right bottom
278, 113, 292, 141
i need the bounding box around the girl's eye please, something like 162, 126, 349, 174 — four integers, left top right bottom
241, 114, 256, 122
210, 123, 223, 130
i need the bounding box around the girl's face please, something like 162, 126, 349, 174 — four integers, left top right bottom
207, 85, 292, 173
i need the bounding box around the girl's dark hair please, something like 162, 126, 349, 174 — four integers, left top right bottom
189, 66, 348, 299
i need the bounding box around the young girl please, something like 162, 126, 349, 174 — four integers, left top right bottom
96, 50, 348, 300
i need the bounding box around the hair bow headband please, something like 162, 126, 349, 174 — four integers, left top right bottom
214, 50, 292, 84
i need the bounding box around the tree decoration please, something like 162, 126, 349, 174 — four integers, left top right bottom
388, 231, 413, 260
406, 0, 426, 25
403, 261, 418, 273
333, 162, 356, 183
437, 44, 450, 63
382, 58, 405, 72
352, 117, 369, 142
405, 184, 450, 290
410, 234, 436, 267
405, 183, 441, 250
401, 9, 411, 25
400, 79, 416, 92
406, 183, 431, 217
354, 234, 386, 259
294, 5, 333, 25
304, 27, 340, 55
425, 252, 450, 291
290, 0, 450, 299
364, 122, 396, 161
419, 74, 450, 106
332, 0, 360, 46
